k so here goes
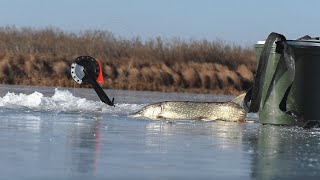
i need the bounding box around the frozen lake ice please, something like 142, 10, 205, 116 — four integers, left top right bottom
0, 85, 319, 179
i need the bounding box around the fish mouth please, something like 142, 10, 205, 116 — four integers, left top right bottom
128, 111, 142, 118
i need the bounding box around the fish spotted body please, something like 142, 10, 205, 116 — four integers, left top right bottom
131, 94, 248, 122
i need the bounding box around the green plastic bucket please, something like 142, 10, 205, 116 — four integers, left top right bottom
254, 37, 320, 127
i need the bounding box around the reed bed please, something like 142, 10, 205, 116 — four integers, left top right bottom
0, 26, 256, 95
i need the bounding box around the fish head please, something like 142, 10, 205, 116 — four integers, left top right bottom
130, 103, 162, 119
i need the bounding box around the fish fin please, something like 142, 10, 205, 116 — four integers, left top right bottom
230, 93, 246, 105
157, 115, 166, 120
201, 118, 215, 122
237, 119, 246, 123
245, 119, 257, 123
230, 93, 250, 112
236, 110, 249, 122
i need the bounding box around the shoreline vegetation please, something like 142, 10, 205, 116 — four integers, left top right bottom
0, 26, 256, 95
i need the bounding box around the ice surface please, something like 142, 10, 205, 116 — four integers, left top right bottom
0, 85, 320, 179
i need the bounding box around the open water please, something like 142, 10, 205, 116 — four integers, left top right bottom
0, 85, 320, 179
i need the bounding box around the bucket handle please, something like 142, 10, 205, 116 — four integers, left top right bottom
245, 32, 295, 113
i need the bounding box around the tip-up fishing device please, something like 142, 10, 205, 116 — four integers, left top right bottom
71, 56, 115, 106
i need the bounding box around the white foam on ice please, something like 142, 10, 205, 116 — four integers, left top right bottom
0, 88, 143, 114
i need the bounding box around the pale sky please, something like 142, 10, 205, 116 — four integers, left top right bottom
0, 0, 319, 46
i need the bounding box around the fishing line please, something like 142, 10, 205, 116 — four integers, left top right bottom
70, 22, 137, 105
88, 22, 136, 81
73, 81, 76, 95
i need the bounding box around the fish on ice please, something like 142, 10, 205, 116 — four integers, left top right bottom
130, 93, 248, 122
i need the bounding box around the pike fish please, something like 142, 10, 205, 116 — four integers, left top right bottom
130, 93, 248, 122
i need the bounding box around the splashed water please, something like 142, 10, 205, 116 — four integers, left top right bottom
0, 88, 143, 114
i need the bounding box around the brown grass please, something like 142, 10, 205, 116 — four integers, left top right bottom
0, 26, 256, 95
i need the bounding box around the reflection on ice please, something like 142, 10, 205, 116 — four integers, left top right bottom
144, 120, 256, 155
144, 122, 173, 153
1, 85, 320, 179
67, 116, 102, 174
250, 125, 320, 179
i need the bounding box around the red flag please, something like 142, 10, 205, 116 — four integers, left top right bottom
97, 60, 104, 84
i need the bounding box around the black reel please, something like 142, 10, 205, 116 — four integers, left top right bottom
71, 56, 100, 85
71, 56, 115, 106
